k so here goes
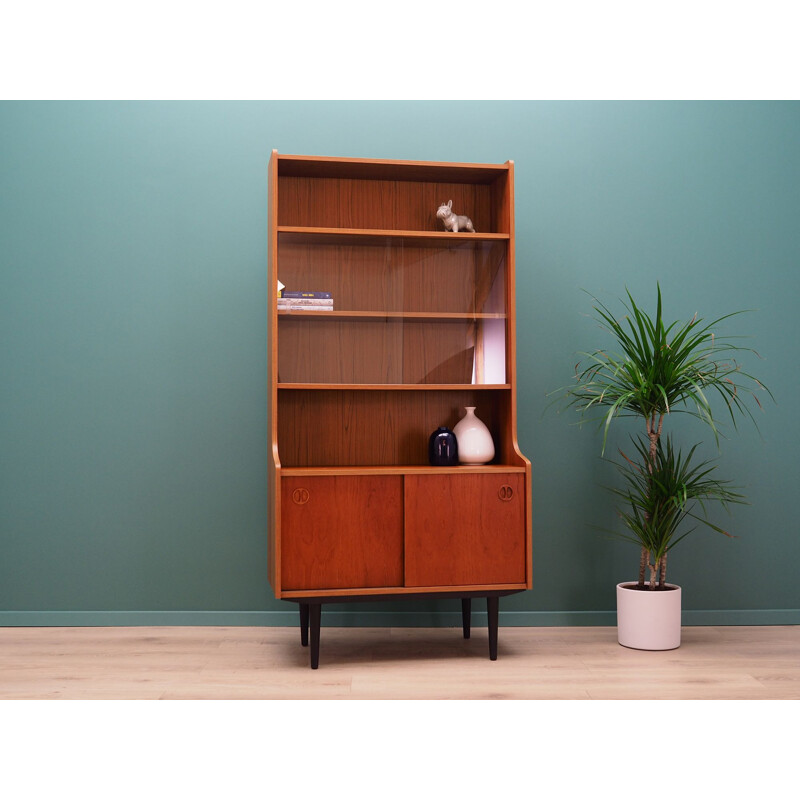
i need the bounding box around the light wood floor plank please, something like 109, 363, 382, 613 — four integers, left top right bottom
0, 625, 798, 700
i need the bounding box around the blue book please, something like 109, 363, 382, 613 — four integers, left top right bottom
281, 290, 332, 299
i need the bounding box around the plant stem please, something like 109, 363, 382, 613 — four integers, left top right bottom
645, 413, 665, 470
648, 557, 659, 590
659, 551, 668, 586
641, 413, 664, 588
638, 546, 648, 587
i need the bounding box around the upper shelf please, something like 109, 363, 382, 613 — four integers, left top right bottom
275, 154, 511, 183
277, 226, 510, 247
277, 311, 507, 321
278, 383, 511, 391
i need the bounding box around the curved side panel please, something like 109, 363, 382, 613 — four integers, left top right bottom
268, 149, 282, 596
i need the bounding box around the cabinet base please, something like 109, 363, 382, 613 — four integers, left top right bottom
285, 589, 522, 669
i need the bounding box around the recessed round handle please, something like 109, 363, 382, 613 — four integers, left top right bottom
292, 487, 310, 505
498, 485, 514, 501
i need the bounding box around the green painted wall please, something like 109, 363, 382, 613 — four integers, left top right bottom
1, 101, 797, 626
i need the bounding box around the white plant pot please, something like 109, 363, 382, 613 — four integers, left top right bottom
453, 406, 495, 465
616, 582, 682, 651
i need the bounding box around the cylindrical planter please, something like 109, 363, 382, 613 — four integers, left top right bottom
616, 582, 682, 651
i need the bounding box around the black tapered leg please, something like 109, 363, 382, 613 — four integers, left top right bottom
299, 603, 310, 647
309, 603, 322, 669
487, 596, 499, 661
461, 598, 472, 639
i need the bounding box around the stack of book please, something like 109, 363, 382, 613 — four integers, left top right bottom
277, 290, 333, 311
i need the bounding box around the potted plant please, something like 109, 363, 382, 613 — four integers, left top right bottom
557, 285, 771, 650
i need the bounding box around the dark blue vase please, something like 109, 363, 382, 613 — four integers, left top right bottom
428, 427, 458, 466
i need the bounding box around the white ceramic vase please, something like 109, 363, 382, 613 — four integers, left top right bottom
453, 406, 495, 465
616, 582, 682, 651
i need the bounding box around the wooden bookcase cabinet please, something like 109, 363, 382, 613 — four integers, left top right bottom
267, 152, 532, 667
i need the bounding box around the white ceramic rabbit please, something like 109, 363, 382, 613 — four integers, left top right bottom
436, 200, 475, 233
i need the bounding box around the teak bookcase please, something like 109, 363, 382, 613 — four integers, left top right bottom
267, 152, 532, 667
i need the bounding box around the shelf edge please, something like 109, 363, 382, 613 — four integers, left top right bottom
279, 465, 526, 476
277, 383, 512, 391
277, 311, 507, 320
278, 225, 510, 242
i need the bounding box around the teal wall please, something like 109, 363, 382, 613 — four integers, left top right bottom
1, 101, 798, 626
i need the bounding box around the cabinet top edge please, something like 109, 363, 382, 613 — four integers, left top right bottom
271, 152, 512, 183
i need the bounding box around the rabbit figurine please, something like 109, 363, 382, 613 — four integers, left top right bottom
436, 200, 475, 233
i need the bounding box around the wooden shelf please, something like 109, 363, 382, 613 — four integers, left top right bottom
275, 154, 511, 183
277, 383, 511, 391
280, 465, 526, 476
279, 584, 528, 600
277, 226, 509, 246
277, 310, 507, 321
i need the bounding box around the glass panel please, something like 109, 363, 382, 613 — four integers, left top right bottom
276, 237, 506, 385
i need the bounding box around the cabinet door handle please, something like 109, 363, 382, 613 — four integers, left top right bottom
292, 487, 310, 505
498, 485, 514, 501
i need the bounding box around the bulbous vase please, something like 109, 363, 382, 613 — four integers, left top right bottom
453, 406, 495, 465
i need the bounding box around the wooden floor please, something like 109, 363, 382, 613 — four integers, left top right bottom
1, 624, 798, 699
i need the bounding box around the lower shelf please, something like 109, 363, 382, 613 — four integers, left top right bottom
279, 464, 526, 477
279, 583, 528, 600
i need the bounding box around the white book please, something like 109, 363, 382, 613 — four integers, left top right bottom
277, 304, 334, 311
278, 297, 333, 306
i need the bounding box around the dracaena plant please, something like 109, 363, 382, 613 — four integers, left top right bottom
609, 436, 744, 588
558, 284, 771, 589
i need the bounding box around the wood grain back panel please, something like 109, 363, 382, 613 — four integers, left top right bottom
338, 179, 397, 229
396, 181, 492, 232
278, 177, 497, 232
278, 177, 342, 228
277, 389, 508, 467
